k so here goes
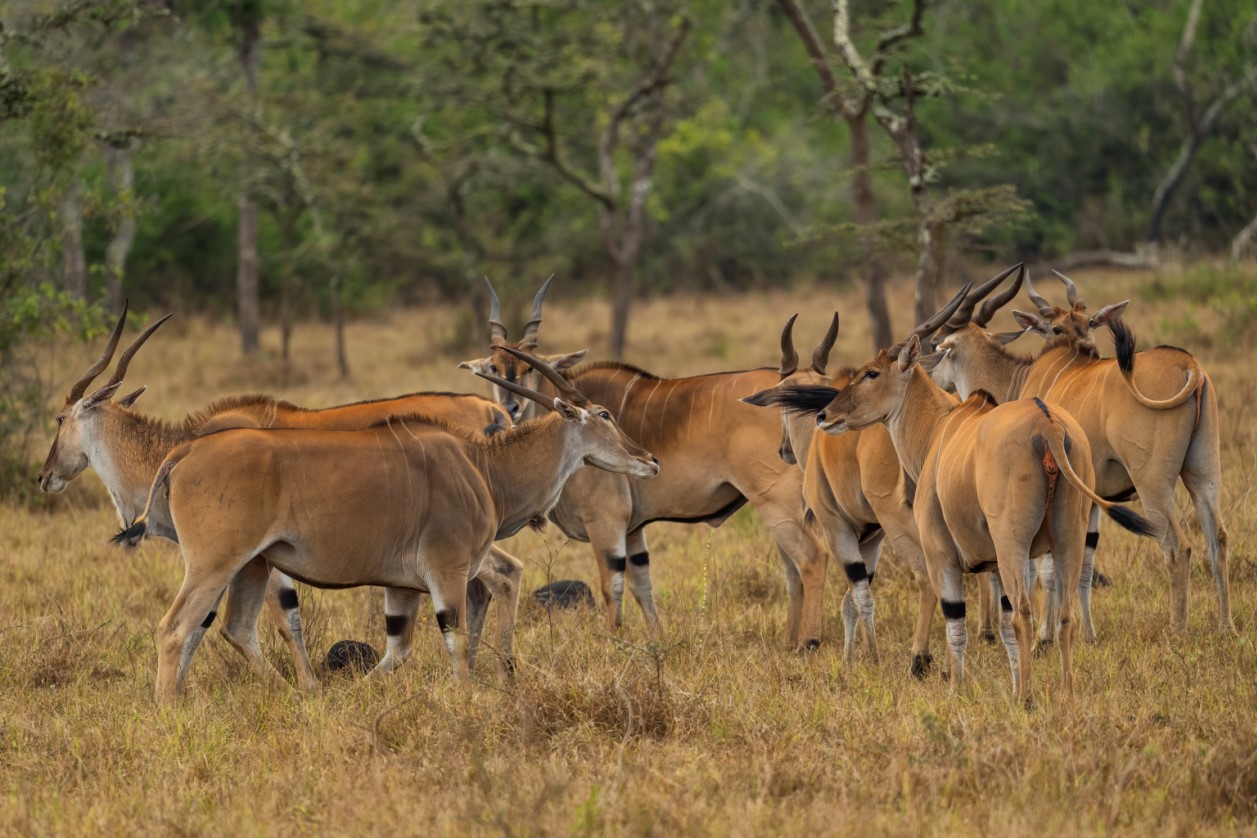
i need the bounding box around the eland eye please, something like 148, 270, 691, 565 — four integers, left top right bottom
1052, 327, 1063, 335
56, 416, 65, 426
864, 370, 880, 381
489, 365, 499, 375
598, 410, 612, 420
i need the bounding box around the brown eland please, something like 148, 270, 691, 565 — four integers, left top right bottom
928, 269, 1230, 635
115, 353, 659, 703
39, 304, 523, 690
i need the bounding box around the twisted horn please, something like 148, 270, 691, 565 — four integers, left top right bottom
1024, 270, 1056, 317
475, 372, 556, 413
498, 345, 590, 406
778, 314, 799, 376
811, 312, 839, 374
102, 313, 173, 391
484, 277, 508, 345
941, 263, 1023, 334
907, 282, 974, 349
520, 274, 555, 349
1051, 269, 1085, 310
974, 263, 1027, 328
68, 301, 129, 402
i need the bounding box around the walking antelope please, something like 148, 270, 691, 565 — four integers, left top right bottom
768, 327, 1157, 703
39, 304, 523, 690
116, 352, 659, 702
929, 270, 1230, 633
464, 302, 832, 650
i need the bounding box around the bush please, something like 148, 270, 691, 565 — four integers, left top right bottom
0, 284, 103, 495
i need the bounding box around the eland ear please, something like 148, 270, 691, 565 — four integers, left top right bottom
992, 329, 1028, 346
83, 382, 124, 410
459, 357, 491, 373
553, 398, 583, 421
1012, 310, 1050, 337
116, 386, 147, 408
897, 335, 922, 372
1089, 300, 1130, 328
540, 349, 588, 371
919, 352, 943, 372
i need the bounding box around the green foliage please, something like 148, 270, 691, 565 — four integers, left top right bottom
0, 284, 104, 495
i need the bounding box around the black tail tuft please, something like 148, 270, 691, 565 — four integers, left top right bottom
1108, 319, 1136, 374
1104, 504, 1159, 539
112, 519, 149, 548
742, 385, 839, 415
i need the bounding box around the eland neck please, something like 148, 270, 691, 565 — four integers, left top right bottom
884, 366, 960, 483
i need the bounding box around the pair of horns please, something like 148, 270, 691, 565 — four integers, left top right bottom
1026, 268, 1084, 316
485, 275, 554, 349
938, 263, 1025, 336
778, 312, 839, 376
475, 345, 590, 412
67, 301, 173, 403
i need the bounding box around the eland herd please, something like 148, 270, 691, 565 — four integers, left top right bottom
37, 265, 1229, 706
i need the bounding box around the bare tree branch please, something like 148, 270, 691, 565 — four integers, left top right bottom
775, 0, 852, 117
872, 0, 927, 77
1172, 0, 1204, 137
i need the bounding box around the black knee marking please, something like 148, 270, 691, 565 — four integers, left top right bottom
1000, 595, 1013, 613
200, 610, 217, 629
435, 608, 459, 634
1085, 531, 1100, 550
385, 614, 408, 636
940, 600, 966, 621
605, 554, 627, 574
867, 572, 875, 586
278, 587, 299, 611
842, 562, 869, 584
629, 551, 650, 567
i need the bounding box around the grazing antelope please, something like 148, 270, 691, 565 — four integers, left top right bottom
39, 305, 522, 690
929, 269, 1230, 633
744, 313, 937, 675
116, 352, 659, 702
769, 326, 1157, 703
464, 293, 831, 650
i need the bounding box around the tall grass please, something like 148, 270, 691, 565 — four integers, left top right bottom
1, 269, 1253, 834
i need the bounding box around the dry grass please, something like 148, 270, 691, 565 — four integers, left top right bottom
2, 268, 1256, 835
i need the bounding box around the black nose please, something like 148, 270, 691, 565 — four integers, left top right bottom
651, 456, 659, 466
816, 411, 827, 425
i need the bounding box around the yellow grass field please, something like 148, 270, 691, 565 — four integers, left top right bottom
2, 269, 1255, 834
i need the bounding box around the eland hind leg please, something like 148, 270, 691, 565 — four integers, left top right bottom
370, 588, 424, 677
220, 557, 289, 688
262, 569, 319, 691
1181, 408, 1232, 631
472, 547, 522, 676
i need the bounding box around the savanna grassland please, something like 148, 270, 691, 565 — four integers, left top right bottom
2, 269, 1256, 835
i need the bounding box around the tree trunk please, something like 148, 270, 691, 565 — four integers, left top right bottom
103, 142, 137, 313
60, 172, 87, 300
912, 219, 946, 328
1231, 211, 1257, 262
236, 16, 262, 356
609, 253, 634, 359
1144, 136, 1203, 245
848, 116, 892, 349
330, 274, 349, 378
278, 214, 295, 381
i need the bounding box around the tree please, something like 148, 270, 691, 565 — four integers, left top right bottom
420, 1, 692, 358
831, 0, 1027, 325
1145, 0, 1257, 251
774, 0, 892, 349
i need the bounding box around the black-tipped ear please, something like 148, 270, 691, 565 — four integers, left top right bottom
742, 388, 778, 408
992, 329, 1027, 346
116, 386, 147, 408
1089, 300, 1130, 328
